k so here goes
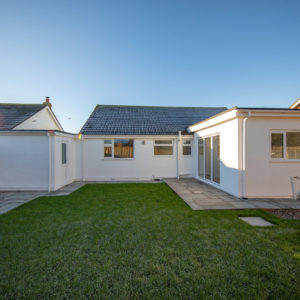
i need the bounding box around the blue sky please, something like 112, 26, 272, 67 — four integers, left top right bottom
0, 0, 299, 133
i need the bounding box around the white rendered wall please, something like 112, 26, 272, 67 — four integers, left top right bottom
244, 117, 300, 198
81, 137, 192, 181
193, 118, 240, 197
14, 107, 61, 131
0, 135, 49, 190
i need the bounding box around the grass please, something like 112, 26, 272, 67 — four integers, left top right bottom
0, 183, 299, 299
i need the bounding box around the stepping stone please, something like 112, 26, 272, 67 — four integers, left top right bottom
239, 217, 273, 227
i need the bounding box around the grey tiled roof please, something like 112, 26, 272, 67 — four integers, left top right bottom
81, 105, 227, 135
0, 103, 46, 130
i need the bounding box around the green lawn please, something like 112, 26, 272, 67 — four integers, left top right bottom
0, 183, 299, 299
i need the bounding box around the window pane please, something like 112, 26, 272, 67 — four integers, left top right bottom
154, 146, 173, 155
286, 132, 300, 159
213, 136, 220, 183
114, 139, 134, 158
62, 143, 67, 164
205, 137, 211, 180
104, 140, 112, 144
104, 146, 112, 157
183, 146, 191, 155
183, 140, 191, 145
271, 133, 283, 158
155, 140, 172, 145
198, 138, 204, 177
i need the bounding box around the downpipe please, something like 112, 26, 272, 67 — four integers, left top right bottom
176, 131, 182, 179
241, 112, 251, 199
48, 131, 52, 192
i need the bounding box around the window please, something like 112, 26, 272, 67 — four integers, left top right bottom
271, 132, 300, 160
271, 133, 283, 158
104, 140, 112, 157
183, 140, 192, 156
114, 139, 134, 158
154, 140, 173, 155
287, 132, 300, 159
62, 143, 67, 164
103, 139, 134, 159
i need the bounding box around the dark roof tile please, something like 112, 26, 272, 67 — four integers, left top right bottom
81, 105, 227, 135
0, 104, 46, 130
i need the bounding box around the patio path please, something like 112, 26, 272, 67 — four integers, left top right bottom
0, 182, 85, 215
164, 178, 300, 210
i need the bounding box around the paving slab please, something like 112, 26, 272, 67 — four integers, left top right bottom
47, 181, 85, 196
164, 178, 300, 211
0, 191, 47, 215
0, 182, 86, 215
239, 217, 274, 227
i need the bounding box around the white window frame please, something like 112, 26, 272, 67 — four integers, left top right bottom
103, 139, 134, 159
270, 130, 300, 161
182, 139, 192, 156
153, 139, 174, 156
62, 142, 67, 165
197, 133, 220, 185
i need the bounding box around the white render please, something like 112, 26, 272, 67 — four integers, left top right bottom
0, 133, 50, 191
79, 136, 193, 181
244, 116, 300, 198
13, 106, 63, 131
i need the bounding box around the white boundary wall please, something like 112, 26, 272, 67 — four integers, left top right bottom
0, 134, 49, 191
0, 131, 77, 191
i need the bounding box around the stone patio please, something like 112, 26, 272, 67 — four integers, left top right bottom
0, 182, 85, 215
2, 179, 300, 215
0, 191, 47, 215
164, 178, 300, 210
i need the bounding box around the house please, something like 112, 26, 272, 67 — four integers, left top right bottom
1, 98, 300, 199
188, 107, 300, 198
0, 98, 77, 191
78, 105, 227, 181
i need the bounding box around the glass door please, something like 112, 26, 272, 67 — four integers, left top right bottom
212, 136, 220, 183
198, 135, 220, 184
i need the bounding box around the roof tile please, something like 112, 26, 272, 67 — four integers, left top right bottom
80, 105, 227, 135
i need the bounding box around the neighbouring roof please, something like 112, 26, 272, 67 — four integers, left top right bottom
290, 98, 300, 109
80, 105, 227, 135
0, 103, 46, 130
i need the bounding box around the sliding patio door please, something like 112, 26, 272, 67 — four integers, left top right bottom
212, 136, 220, 183
205, 137, 211, 180
198, 135, 220, 184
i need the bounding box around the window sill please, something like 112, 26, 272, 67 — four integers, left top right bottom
152, 155, 174, 158
102, 158, 135, 161
269, 159, 300, 163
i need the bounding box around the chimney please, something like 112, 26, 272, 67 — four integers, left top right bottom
43, 96, 52, 109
